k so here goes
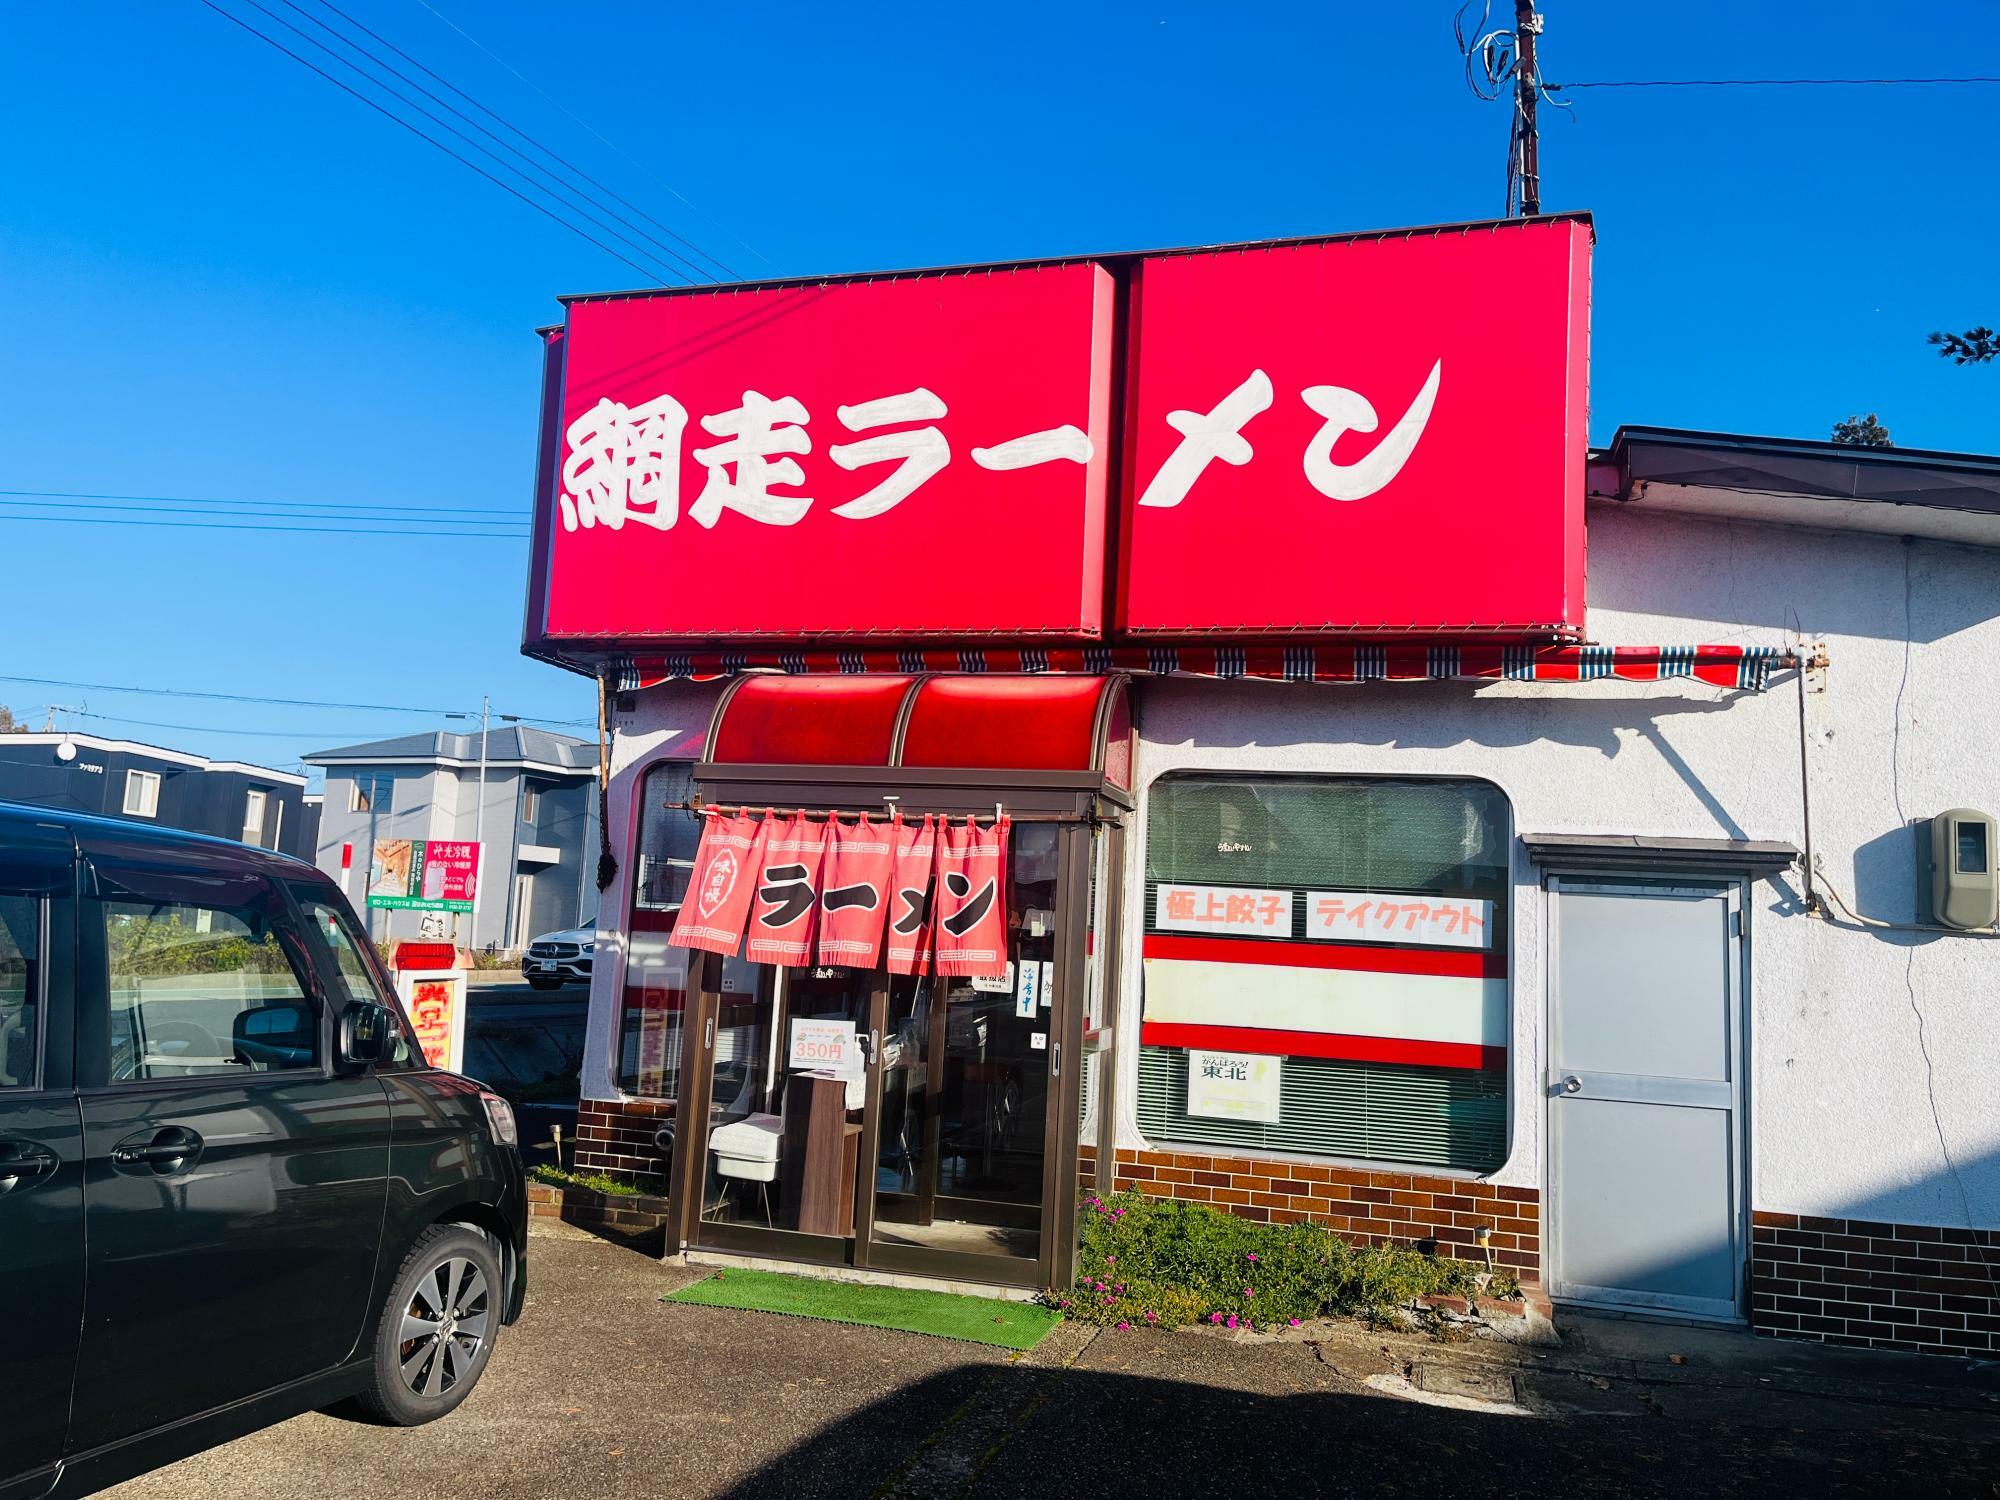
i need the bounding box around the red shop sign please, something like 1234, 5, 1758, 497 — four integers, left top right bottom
542, 263, 1116, 641
1118, 219, 1591, 636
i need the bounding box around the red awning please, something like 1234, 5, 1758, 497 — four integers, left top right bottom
704, 674, 1130, 785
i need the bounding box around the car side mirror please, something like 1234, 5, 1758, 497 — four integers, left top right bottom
339, 1001, 397, 1068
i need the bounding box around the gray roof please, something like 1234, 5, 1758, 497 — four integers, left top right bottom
303, 725, 594, 773
1593, 426, 2000, 546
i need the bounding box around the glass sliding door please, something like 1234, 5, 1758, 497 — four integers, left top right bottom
691, 964, 884, 1262
868, 822, 1064, 1282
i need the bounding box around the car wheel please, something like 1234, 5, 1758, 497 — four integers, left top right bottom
354, 1224, 503, 1426
526, 976, 562, 991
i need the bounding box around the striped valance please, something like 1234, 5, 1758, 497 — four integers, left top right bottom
619, 643, 1792, 692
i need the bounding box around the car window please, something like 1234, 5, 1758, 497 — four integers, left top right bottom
0, 893, 40, 1089
290, 886, 421, 1069
97, 868, 319, 1082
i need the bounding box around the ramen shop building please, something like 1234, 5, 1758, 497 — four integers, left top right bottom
522, 214, 2000, 1356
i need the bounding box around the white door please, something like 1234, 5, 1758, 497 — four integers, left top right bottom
1547, 879, 1746, 1321
511, 873, 533, 948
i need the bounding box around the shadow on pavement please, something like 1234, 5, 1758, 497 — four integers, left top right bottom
717, 1357, 2000, 1500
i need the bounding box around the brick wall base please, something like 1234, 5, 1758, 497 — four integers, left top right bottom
1752, 1211, 2000, 1357
574, 1097, 675, 1182
527, 1180, 672, 1254
1081, 1143, 1540, 1276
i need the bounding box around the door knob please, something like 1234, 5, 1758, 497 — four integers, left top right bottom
110, 1126, 203, 1173
1561, 1075, 1583, 1095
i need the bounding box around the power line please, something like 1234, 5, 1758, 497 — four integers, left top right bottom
227, 0, 688, 287
0, 671, 589, 723
302, 0, 739, 282
0, 511, 524, 539
68, 709, 465, 740
412, 0, 767, 270
1547, 75, 2000, 91
196, 0, 677, 286
0, 497, 526, 530
0, 494, 524, 524
268, 0, 721, 285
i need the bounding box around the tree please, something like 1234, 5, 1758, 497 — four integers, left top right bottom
1831, 413, 1893, 448
0, 704, 27, 734
1928, 326, 1998, 366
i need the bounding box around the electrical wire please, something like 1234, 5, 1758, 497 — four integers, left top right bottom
1546, 75, 2000, 91
0, 487, 520, 517
0, 497, 525, 530
0, 511, 523, 539
68, 709, 476, 740
226, 0, 688, 287
411, 0, 767, 269
0, 672, 586, 724
302, 0, 739, 282
270, 0, 720, 285
195, 0, 677, 287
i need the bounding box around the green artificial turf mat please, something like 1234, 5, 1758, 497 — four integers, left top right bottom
665, 1268, 1062, 1351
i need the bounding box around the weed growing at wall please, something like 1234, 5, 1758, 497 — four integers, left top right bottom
1052, 1190, 1480, 1329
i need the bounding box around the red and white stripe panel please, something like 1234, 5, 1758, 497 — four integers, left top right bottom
1139, 934, 1507, 1071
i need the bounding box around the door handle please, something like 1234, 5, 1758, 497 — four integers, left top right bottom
110, 1127, 203, 1174
0, 1142, 57, 1189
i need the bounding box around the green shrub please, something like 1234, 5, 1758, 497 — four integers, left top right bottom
1050, 1190, 1478, 1330
529, 1164, 669, 1199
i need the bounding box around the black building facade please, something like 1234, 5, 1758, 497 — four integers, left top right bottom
0, 733, 310, 857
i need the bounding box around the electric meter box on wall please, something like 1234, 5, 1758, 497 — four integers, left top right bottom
1929, 808, 1997, 931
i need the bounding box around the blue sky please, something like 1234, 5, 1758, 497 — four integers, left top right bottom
2, 1, 1995, 783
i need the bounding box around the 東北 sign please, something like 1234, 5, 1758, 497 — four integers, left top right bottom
1186, 1049, 1282, 1123
366, 839, 480, 912
526, 216, 1591, 651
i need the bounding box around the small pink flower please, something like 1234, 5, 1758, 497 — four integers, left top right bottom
1242, 1287, 1254, 1298
1288, 1317, 1302, 1327
1209, 1311, 1224, 1325
1245, 1252, 1259, 1263
1116, 1320, 1130, 1330
1144, 1310, 1159, 1324
1226, 1314, 1239, 1329
1105, 1256, 1116, 1266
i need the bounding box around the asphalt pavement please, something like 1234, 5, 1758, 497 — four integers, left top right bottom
103, 1226, 2000, 1500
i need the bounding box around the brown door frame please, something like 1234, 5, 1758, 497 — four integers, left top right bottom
665, 766, 1126, 1291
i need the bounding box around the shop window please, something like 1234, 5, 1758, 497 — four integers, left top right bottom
617, 762, 764, 1098
1137, 774, 1510, 1172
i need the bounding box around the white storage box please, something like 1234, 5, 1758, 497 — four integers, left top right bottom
709, 1113, 783, 1183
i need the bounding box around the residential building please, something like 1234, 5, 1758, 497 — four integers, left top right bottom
0, 732, 308, 855
304, 727, 598, 951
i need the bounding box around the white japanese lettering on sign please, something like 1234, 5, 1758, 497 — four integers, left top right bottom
1154, 883, 1294, 938
560, 387, 1097, 533
557, 363, 1442, 534
1186, 1049, 1282, 1123
1305, 891, 1493, 950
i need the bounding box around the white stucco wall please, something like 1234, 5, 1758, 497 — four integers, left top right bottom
583, 502, 2000, 1234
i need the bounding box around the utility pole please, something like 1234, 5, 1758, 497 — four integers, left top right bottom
469, 695, 490, 953
1514, 0, 1542, 214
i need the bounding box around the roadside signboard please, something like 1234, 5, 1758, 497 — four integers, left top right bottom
367, 839, 479, 912
526, 216, 1592, 655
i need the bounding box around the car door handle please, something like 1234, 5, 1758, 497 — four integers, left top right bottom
0, 1141, 58, 1189
110, 1127, 203, 1173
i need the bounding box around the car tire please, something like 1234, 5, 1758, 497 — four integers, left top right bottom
353, 1224, 504, 1427
526, 976, 562, 990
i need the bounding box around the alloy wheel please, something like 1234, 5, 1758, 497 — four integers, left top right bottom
396, 1255, 491, 1399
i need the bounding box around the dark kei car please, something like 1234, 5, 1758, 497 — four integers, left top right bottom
0, 804, 528, 1500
